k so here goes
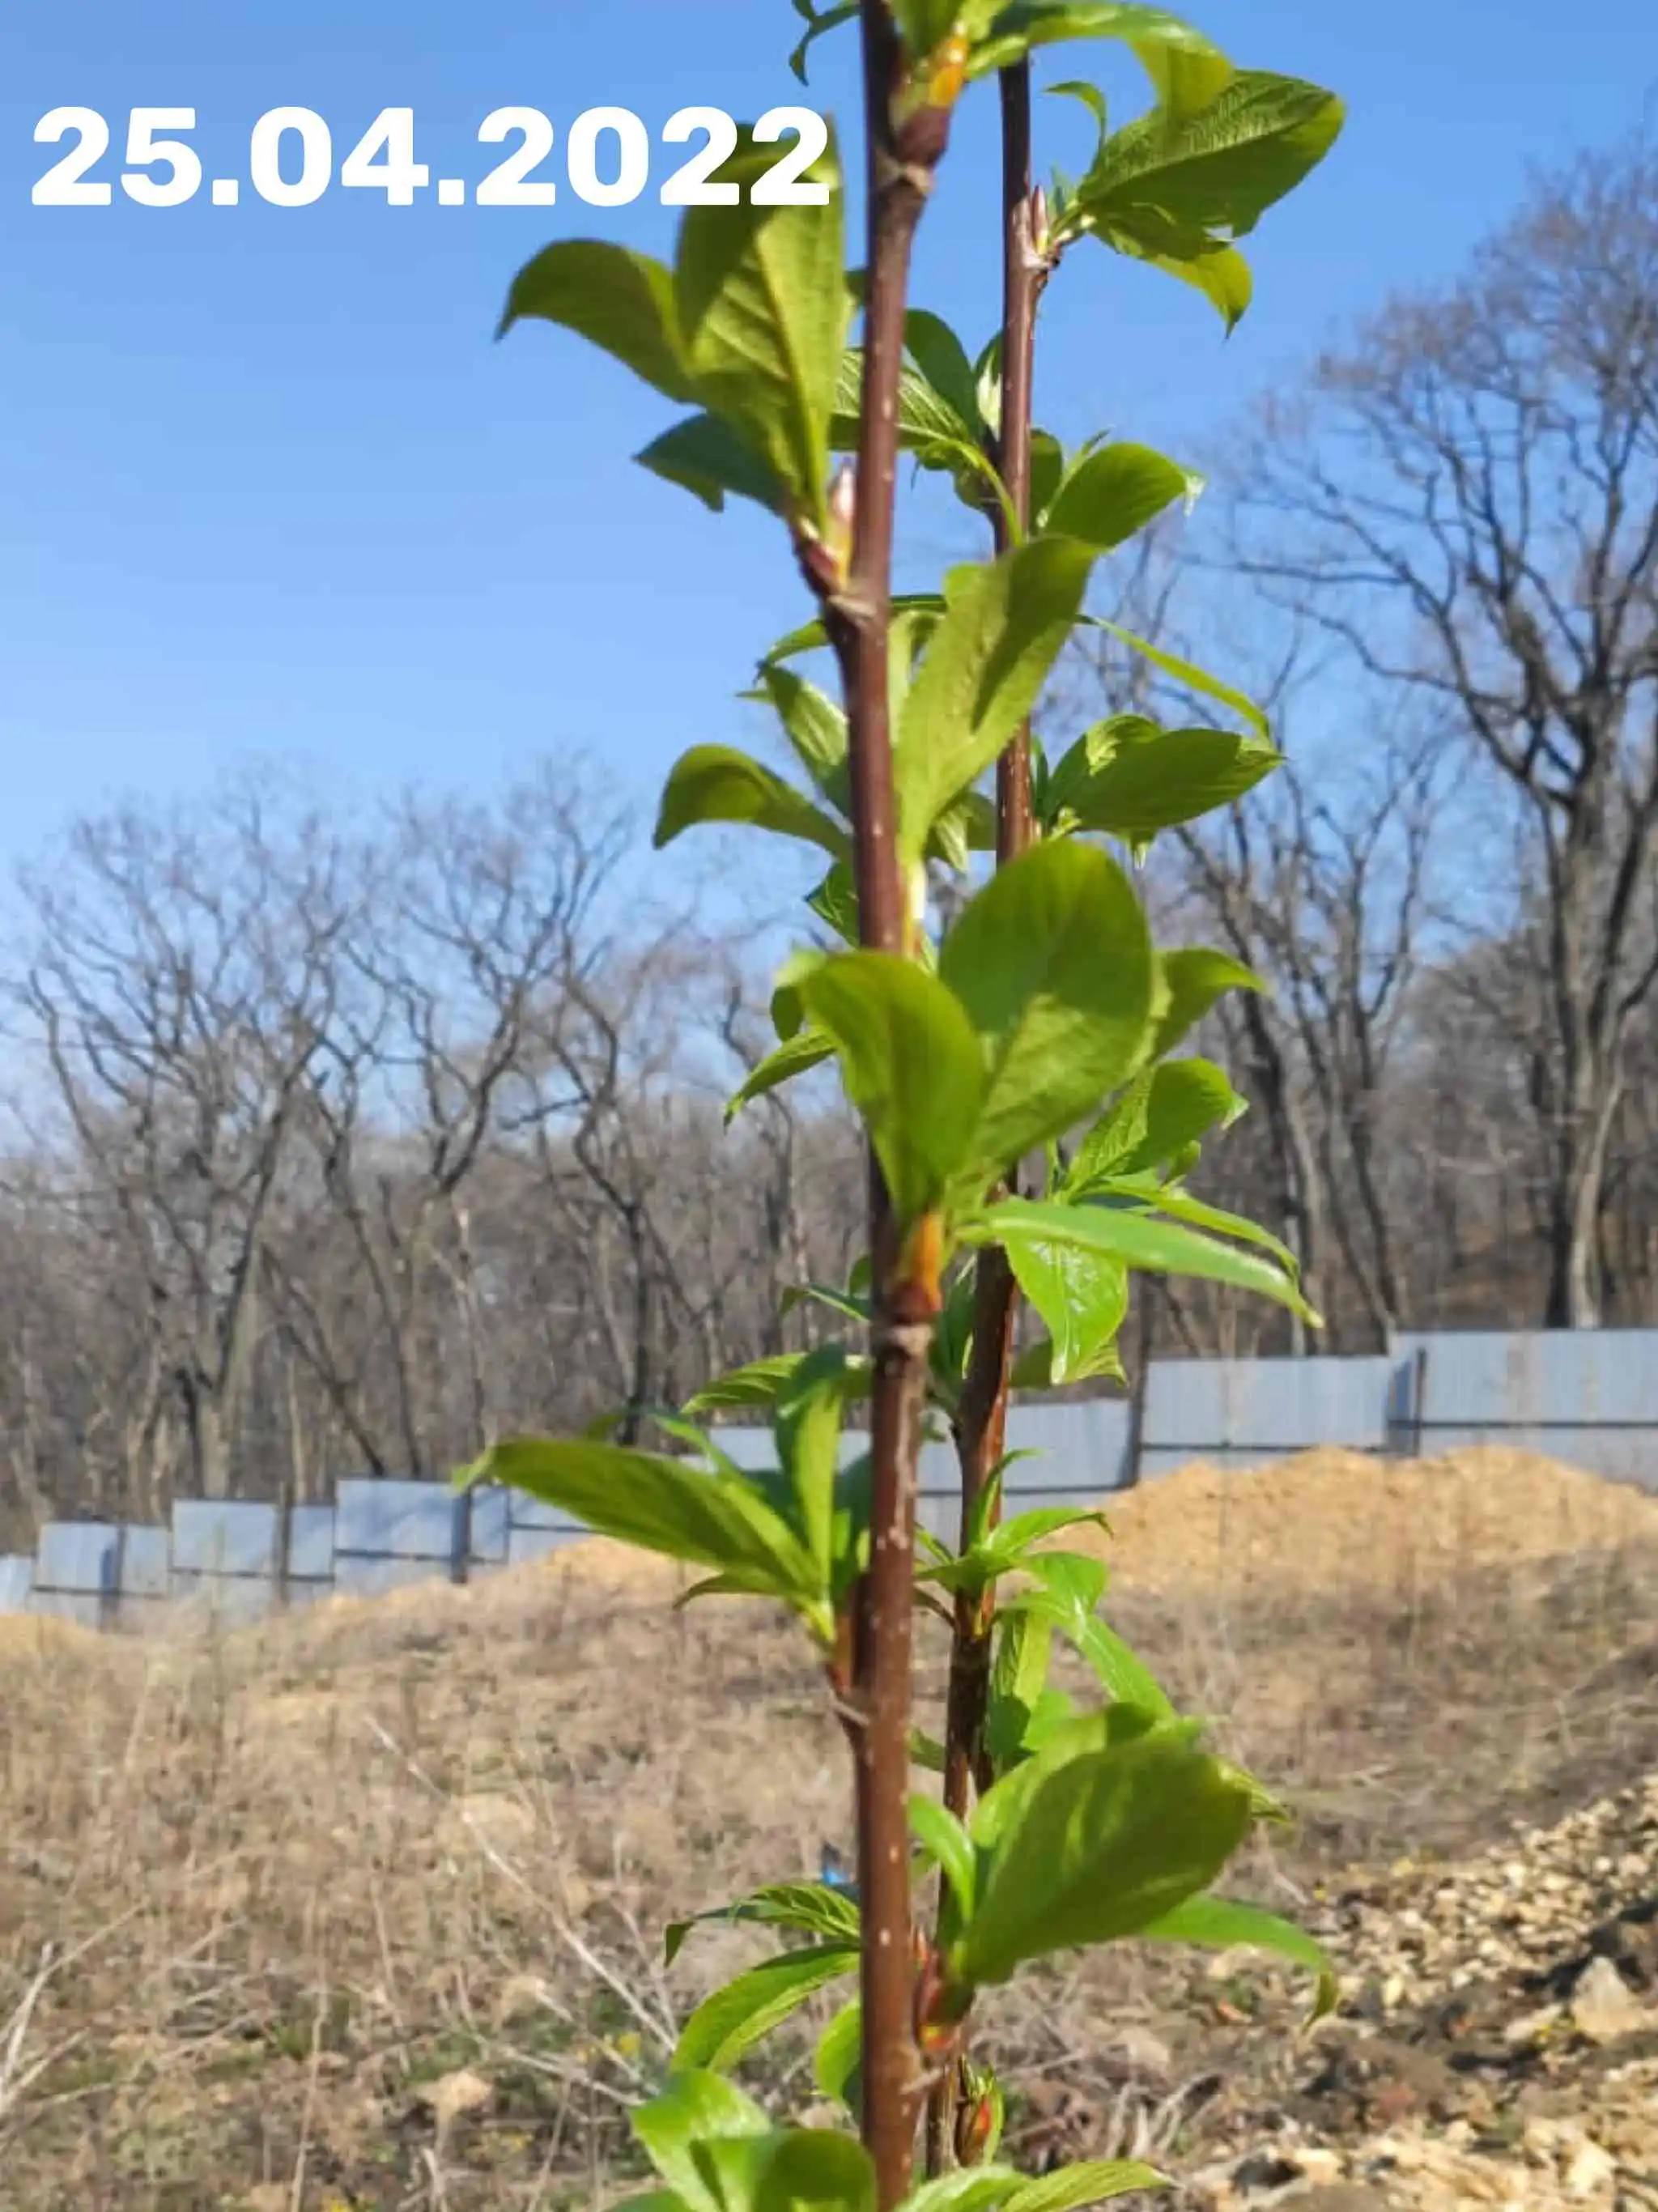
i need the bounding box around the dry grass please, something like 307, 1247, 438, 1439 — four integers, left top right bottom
2, 1450, 1656, 2211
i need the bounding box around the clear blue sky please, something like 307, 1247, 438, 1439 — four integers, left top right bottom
2, 1, 1649, 871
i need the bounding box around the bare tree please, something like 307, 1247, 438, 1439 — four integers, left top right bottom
1233, 134, 1658, 1325
14, 785, 355, 1500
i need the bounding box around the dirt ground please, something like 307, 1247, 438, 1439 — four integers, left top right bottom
2, 1445, 1656, 2212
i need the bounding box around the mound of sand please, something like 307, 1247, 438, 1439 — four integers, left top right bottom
1097, 1444, 1658, 1594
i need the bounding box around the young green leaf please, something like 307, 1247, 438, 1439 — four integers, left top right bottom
971, 1195, 1312, 1319
637, 415, 789, 517
1150, 946, 1261, 1057
673, 1946, 860, 2073
686, 1353, 837, 1416
890, 0, 965, 57
903, 310, 984, 433
1044, 718, 1282, 840
1067, 1057, 1243, 1186
788, 0, 859, 83
967, 2, 1224, 79
1040, 442, 1198, 551
655, 747, 849, 861
940, 840, 1154, 1174
900, 2173, 1025, 2212
675, 127, 847, 530
953, 1733, 1253, 1984
1004, 1234, 1128, 1385
776, 1346, 863, 1578
909, 1795, 978, 1924
797, 954, 985, 1221
1089, 619, 1269, 739
482, 1437, 822, 1605
985, 1611, 1053, 1772
633, 2073, 773, 2212
498, 240, 695, 401
1073, 72, 1344, 245
814, 1998, 862, 2108
895, 540, 1096, 868
665, 1881, 862, 1967
1000, 2162, 1167, 2212
755, 666, 852, 814
1139, 1895, 1337, 2020
725, 1029, 836, 1124
755, 2130, 876, 2212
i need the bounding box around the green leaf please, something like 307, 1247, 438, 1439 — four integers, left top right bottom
1069, 1615, 1175, 1719
1151, 946, 1261, 1057
973, 1196, 1311, 1320
780, 1278, 873, 1329
814, 1998, 862, 2109
1001, 2161, 1167, 2212
483, 1437, 820, 1602
891, 0, 963, 55
726, 1031, 836, 1124
655, 747, 848, 861
940, 840, 1154, 1175
1140, 1895, 1337, 2020
895, 541, 1096, 869
498, 240, 695, 401
1108, 1180, 1301, 1283
806, 863, 861, 946
675, 126, 848, 529
903, 311, 984, 434
665, 1882, 862, 1968
686, 1355, 827, 1416
755, 666, 851, 814
789, 0, 859, 83
1041, 443, 1198, 551
798, 955, 985, 1220
985, 1611, 1053, 1771
637, 414, 788, 517
776, 1346, 863, 1577
1089, 621, 1269, 740
1099, 230, 1252, 330
954, 1733, 1252, 1984
634, 2074, 772, 2212
1005, 1233, 1127, 1386
834, 349, 1004, 517
901, 2173, 1024, 2212
755, 2131, 876, 2212
1044, 717, 1281, 840
1065, 1058, 1242, 1189
967, 3, 1224, 79
909, 1796, 977, 1923
1074, 72, 1344, 245
673, 1946, 860, 2073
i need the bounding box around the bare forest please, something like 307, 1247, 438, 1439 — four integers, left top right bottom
2, 137, 1654, 1540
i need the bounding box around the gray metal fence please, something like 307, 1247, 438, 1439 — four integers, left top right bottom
5, 1326, 1654, 1631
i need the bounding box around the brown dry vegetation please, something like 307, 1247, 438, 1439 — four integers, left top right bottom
2, 1448, 1657, 2212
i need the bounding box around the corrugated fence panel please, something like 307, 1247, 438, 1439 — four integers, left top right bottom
468, 1487, 511, 1564
287, 1504, 337, 1582
1003, 1400, 1134, 1497
119, 1526, 172, 1601
0, 1555, 34, 1611
335, 1479, 463, 1564
36, 1521, 121, 1594
1142, 1358, 1390, 1457
1402, 1329, 1658, 1488
172, 1501, 279, 1580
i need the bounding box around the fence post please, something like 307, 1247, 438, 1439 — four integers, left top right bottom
1411, 1344, 1430, 1459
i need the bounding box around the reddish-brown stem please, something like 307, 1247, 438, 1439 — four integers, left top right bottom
827, 5, 951, 2202
926, 57, 1043, 2180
